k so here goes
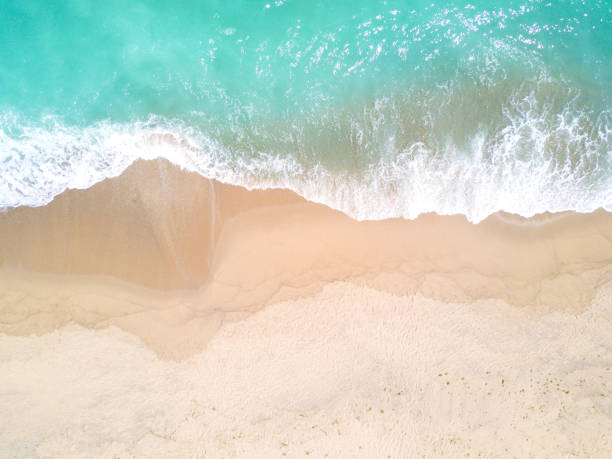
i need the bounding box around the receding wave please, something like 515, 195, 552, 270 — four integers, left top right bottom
1, 78, 610, 223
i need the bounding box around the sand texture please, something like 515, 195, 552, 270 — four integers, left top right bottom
1, 281, 611, 457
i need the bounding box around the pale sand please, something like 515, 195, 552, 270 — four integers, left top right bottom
1, 281, 611, 457
0, 159, 611, 456
1, 159, 611, 359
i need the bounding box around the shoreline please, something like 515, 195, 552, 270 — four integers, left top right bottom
1, 158, 611, 359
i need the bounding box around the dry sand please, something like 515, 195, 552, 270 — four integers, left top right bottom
1, 281, 611, 457
1, 158, 611, 456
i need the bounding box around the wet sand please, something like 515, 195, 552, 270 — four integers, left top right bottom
1, 158, 610, 359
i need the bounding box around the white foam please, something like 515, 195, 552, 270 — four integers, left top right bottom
0, 94, 610, 223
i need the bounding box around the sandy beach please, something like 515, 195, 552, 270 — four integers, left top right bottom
1, 159, 611, 456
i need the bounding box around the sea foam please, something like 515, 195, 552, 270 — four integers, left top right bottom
1, 96, 610, 224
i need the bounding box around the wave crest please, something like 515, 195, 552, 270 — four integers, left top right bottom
1, 84, 610, 222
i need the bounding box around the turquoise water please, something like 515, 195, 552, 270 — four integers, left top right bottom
1, 0, 610, 221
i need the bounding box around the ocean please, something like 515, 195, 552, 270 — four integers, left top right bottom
1, 0, 610, 222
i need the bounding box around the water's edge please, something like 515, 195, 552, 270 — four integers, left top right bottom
1, 158, 610, 359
